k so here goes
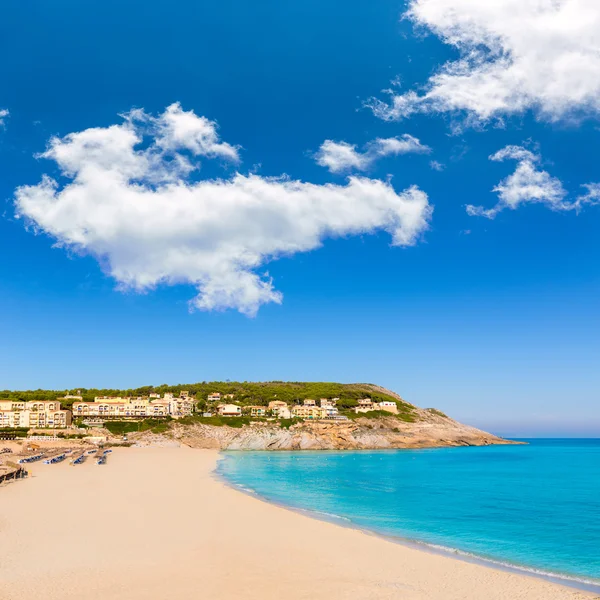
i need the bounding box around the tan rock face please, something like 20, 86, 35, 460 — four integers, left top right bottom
169, 414, 514, 451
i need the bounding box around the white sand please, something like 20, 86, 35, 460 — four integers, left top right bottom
0, 445, 596, 600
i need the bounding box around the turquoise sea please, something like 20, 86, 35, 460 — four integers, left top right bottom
218, 440, 600, 589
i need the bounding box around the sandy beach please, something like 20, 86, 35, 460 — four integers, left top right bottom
0, 445, 595, 600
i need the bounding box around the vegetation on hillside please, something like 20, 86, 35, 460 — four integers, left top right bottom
0, 382, 411, 411
103, 418, 171, 435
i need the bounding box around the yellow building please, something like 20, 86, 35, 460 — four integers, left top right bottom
0, 410, 27, 428
245, 406, 267, 417
292, 405, 323, 419
0, 400, 72, 429
73, 393, 192, 421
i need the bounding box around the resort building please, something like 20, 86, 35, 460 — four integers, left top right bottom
73, 393, 193, 421
208, 393, 222, 402
94, 396, 128, 403
292, 405, 322, 420
217, 404, 242, 417
303, 399, 317, 406
245, 406, 267, 417
0, 400, 72, 429
268, 400, 287, 410
0, 410, 28, 428
355, 399, 376, 414
378, 401, 398, 414
321, 406, 339, 419
0, 400, 26, 412
319, 398, 336, 407
168, 396, 194, 418
27, 404, 72, 429
269, 401, 292, 419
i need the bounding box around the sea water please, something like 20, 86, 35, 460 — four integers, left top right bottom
218, 439, 600, 587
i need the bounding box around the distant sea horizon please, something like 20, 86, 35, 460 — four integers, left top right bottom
218, 439, 600, 591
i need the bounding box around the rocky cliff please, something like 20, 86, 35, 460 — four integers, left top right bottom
163, 389, 513, 451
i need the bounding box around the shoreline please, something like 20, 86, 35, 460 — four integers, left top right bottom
214, 455, 599, 594
0, 444, 596, 600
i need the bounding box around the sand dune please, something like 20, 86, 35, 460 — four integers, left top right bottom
0, 446, 595, 600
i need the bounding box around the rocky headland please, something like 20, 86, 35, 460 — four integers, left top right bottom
133, 384, 515, 451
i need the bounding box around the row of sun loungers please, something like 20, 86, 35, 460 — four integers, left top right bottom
18, 453, 45, 464
96, 449, 112, 465
43, 451, 70, 465
14, 447, 112, 467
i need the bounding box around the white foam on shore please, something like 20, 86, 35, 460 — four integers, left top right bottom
216, 454, 600, 595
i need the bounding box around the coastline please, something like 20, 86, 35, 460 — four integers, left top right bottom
215, 455, 599, 594
0, 444, 596, 600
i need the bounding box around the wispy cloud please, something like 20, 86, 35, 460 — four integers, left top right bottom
0, 109, 9, 127
314, 135, 430, 174
467, 145, 599, 218
15, 104, 433, 316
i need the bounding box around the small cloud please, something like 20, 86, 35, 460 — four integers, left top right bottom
429, 160, 445, 171
314, 135, 431, 174
464, 144, 592, 219
0, 109, 9, 128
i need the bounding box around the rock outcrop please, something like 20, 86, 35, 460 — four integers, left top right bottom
167, 410, 514, 451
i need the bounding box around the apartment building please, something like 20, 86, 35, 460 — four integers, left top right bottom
217, 404, 242, 417
292, 405, 322, 419
319, 398, 337, 407
268, 401, 291, 419
168, 396, 194, 418
245, 406, 267, 417
0, 400, 72, 429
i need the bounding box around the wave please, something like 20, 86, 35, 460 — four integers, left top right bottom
404, 539, 600, 591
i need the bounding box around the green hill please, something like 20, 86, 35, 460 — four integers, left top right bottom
0, 381, 409, 411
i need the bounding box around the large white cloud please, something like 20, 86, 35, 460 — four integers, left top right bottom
15, 104, 432, 316
368, 0, 600, 124
315, 135, 430, 173
467, 145, 599, 218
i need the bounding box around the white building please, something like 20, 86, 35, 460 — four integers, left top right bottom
217, 404, 242, 417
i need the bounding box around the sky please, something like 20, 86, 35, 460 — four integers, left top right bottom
1, 0, 599, 437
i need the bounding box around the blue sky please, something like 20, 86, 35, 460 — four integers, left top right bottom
1, 0, 599, 436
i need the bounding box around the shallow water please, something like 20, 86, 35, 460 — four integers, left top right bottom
218, 439, 600, 585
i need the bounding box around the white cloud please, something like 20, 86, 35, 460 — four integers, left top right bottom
573, 183, 600, 213
429, 160, 445, 171
467, 145, 566, 218
466, 145, 600, 218
368, 0, 600, 125
315, 135, 430, 173
15, 105, 432, 316
0, 109, 8, 127
151, 102, 240, 161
